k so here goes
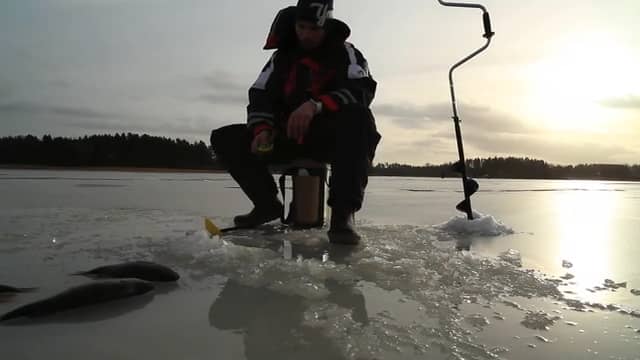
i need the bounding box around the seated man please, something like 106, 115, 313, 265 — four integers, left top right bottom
210, 0, 381, 245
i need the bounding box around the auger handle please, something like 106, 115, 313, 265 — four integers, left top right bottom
482, 11, 494, 39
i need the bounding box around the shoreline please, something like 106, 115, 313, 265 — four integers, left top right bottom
0, 164, 638, 182
0, 164, 225, 174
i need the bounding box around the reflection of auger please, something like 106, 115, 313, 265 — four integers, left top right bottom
437, 0, 494, 220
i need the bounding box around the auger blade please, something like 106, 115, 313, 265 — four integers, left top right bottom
463, 177, 479, 197
456, 199, 472, 214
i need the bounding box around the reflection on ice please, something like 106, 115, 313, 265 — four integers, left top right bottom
2, 292, 156, 326
158, 224, 564, 359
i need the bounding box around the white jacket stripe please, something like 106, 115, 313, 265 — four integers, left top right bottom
251, 55, 276, 90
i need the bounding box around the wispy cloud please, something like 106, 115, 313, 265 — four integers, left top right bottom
199, 93, 247, 105
198, 70, 248, 105
0, 101, 116, 119
373, 103, 445, 128
600, 95, 640, 109
464, 132, 636, 164
374, 100, 638, 164
439, 113, 635, 164
383, 127, 637, 165
0, 81, 11, 102
374, 101, 534, 135
0, 97, 225, 142
203, 71, 247, 92
60, 116, 216, 139
374, 103, 450, 121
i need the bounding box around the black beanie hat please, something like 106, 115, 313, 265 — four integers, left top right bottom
296, 0, 334, 27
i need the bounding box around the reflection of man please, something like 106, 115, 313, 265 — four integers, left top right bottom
210, 0, 381, 245
209, 279, 368, 359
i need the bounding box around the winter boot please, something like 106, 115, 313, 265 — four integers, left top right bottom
328, 208, 361, 245
234, 197, 284, 228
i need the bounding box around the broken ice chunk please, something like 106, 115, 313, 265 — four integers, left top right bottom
535, 335, 551, 343
499, 249, 522, 267
521, 311, 560, 330
603, 279, 628, 289
465, 313, 491, 328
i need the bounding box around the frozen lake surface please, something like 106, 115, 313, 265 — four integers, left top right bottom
1, 170, 639, 359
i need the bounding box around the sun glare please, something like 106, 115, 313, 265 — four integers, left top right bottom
553, 181, 619, 301
526, 33, 639, 132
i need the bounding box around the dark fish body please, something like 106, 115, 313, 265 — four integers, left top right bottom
0, 280, 154, 322
0, 285, 37, 294
74, 261, 180, 282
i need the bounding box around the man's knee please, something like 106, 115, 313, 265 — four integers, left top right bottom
332, 106, 375, 135
210, 124, 250, 154
335, 105, 371, 124
334, 106, 380, 142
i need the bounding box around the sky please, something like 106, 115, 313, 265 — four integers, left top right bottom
0, 0, 639, 166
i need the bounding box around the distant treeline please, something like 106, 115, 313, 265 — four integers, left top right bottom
1, 135, 638, 181
371, 157, 640, 181
0, 134, 219, 169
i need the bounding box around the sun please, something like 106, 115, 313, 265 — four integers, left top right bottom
525, 32, 639, 132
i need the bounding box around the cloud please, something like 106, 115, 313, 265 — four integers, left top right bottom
0, 96, 227, 143
374, 101, 534, 135
409, 137, 457, 159
0, 101, 116, 119
431, 112, 636, 164
59, 116, 217, 139
199, 93, 247, 105
381, 126, 637, 165
203, 71, 247, 92
199, 71, 248, 105
373, 100, 639, 165
600, 95, 640, 109
0, 80, 11, 102
464, 132, 637, 164
374, 104, 439, 120
374, 102, 453, 119
48, 79, 73, 89
0, 101, 153, 136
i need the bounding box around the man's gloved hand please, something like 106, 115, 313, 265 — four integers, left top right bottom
287, 100, 317, 144
251, 129, 274, 155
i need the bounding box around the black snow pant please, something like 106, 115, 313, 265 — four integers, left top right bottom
210, 106, 381, 212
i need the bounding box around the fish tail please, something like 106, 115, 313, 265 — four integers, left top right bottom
0, 306, 29, 322
0, 311, 17, 322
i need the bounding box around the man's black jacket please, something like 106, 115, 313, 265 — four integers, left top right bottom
247, 6, 377, 136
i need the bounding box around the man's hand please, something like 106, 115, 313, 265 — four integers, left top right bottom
287, 101, 317, 144
251, 130, 274, 155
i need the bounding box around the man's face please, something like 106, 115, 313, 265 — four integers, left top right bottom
295, 20, 326, 51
